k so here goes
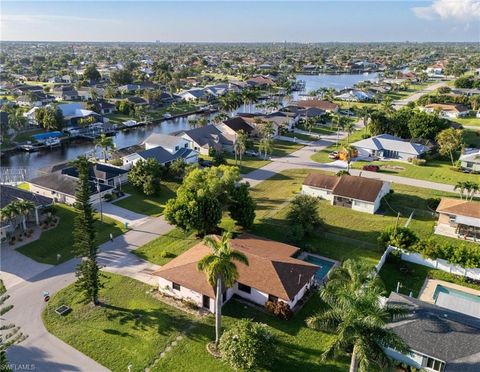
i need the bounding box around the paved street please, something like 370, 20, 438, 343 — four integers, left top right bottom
393, 80, 448, 108
4, 217, 173, 372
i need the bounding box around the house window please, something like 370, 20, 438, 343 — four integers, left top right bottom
238, 283, 251, 294
425, 357, 444, 371
175, 145, 179, 151
172, 282, 181, 291
268, 294, 278, 302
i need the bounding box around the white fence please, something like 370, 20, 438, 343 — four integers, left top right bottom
376, 246, 480, 281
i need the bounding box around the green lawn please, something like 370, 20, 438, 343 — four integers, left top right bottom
104, 113, 136, 125
17, 205, 127, 264
453, 116, 480, 128
114, 182, 179, 216
133, 228, 200, 265
351, 157, 479, 185
43, 273, 195, 372
380, 258, 480, 298
44, 272, 350, 372
283, 131, 318, 142
463, 128, 480, 147
383, 83, 433, 100
297, 124, 337, 135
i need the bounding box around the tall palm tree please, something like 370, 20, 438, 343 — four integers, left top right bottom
357, 106, 374, 134
234, 130, 248, 165
304, 117, 316, 134
380, 97, 394, 115
94, 134, 115, 163
454, 181, 466, 200
258, 137, 273, 160
342, 144, 356, 172
0, 203, 20, 232
344, 121, 356, 144
197, 232, 249, 346
307, 260, 409, 372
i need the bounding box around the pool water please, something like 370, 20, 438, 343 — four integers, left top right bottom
302, 255, 335, 282
433, 285, 480, 304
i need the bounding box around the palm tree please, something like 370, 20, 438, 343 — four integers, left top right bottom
307, 260, 409, 372
15, 200, 35, 231
454, 181, 467, 200
380, 97, 394, 115
94, 134, 115, 163
344, 121, 356, 144
197, 232, 249, 346
258, 137, 273, 160
304, 117, 316, 134
357, 106, 374, 134
342, 144, 356, 171
212, 113, 228, 125
0, 203, 20, 232
234, 130, 248, 165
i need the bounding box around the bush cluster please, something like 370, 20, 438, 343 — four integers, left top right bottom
412, 238, 480, 268
265, 300, 293, 320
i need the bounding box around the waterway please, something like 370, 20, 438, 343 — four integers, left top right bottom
4, 73, 379, 178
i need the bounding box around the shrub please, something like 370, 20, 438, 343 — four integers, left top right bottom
336, 170, 350, 176
103, 193, 113, 202
182, 299, 198, 310
288, 224, 305, 243
265, 300, 293, 320
219, 319, 275, 370
159, 250, 174, 258
411, 158, 427, 166
213, 151, 226, 166
426, 197, 441, 210
378, 226, 418, 250
109, 158, 123, 166
287, 194, 322, 237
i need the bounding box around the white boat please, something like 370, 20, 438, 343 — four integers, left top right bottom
44, 137, 61, 148
123, 120, 138, 127
163, 113, 172, 119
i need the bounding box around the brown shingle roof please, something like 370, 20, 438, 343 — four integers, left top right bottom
293, 99, 339, 112
153, 234, 318, 301
303, 173, 338, 190
436, 198, 480, 219
333, 175, 385, 203
303, 173, 386, 203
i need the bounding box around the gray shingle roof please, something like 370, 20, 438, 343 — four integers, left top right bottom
181, 125, 233, 147
30, 173, 112, 197
351, 134, 429, 155
144, 133, 185, 149
138, 147, 195, 165
387, 293, 480, 372
0, 184, 53, 209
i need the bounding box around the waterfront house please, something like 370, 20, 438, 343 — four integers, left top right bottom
385, 292, 480, 372
459, 148, 480, 172
143, 133, 190, 151
351, 134, 429, 161
179, 88, 207, 102
292, 99, 339, 113
302, 173, 390, 214
154, 234, 318, 313
96, 101, 116, 115
246, 75, 275, 88
423, 104, 470, 119
0, 185, 53, 239
178, 125, 234, 155
435, 198, 480, 242
215, 117, 256, 137
29, 172, 113, 206
58, 103, 103, 127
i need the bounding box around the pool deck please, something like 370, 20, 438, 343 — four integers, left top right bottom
418, 279, 480, 304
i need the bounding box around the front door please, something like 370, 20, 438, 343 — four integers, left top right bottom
202, 295, 210, 309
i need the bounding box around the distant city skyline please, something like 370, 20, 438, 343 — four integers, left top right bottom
1, 1, 479, 42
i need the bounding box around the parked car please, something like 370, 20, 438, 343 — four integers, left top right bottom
245, 150, 259, 157
328, 151, 339, 159
362, 164, 380, 172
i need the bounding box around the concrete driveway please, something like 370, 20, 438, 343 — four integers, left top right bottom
95, 202, 150, 227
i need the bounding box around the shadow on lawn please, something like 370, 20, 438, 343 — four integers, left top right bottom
101, 302, 192, 337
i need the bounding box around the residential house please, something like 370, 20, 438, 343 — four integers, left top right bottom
334, 89, 375, 102
385, 292, 480, 372
122, 133, 198, 168
292, 99, 339, 113
77, 87, 105, 101
154, 234, 318, 312
423, 104, 470, 119
52, 85, 80, 101
216, 117, 256, 137
58, 103, 102, 127
351, 134, 429, 161
29, 171, 113, 206
459, 148, 480, 172
60, 163, 128, 188
302, 173, 390, 214
178, 125, 234, 155
17, 91, 55, 107
118, 84, 140, 94
126, 96, 148, 107
96, 101, 116, 115
179, 88, 207, 102
283, 105, 326, 119
435, 198, 479, 242
246, 76, 275, 88
13, 85, 44, 96
0, 185, 53, 239
426, 63, 445, 77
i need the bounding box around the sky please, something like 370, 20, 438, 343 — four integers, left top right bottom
1, 0, 479, 42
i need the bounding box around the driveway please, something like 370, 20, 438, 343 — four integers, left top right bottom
5, 216, 173, 372
95, 202, 150, 227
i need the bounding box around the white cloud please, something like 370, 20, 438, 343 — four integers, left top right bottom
413, 0, 480, 21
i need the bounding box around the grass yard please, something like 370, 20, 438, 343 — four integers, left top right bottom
43, 272, 350, 372
17, 205, 127, 264
43, 273, 195, 372
104, 113, 136, 125
114, 182, 179, 216
463, 128, 480, 147
351, 157, 479, 185
133, 228, 200, 265
297, 124, 337, 135
380, 259, 480, 298
383, 83, 433, 100
283, 131, 318, 142
453, 116, 480, 128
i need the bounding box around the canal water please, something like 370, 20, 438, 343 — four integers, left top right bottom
4, 73, 378, 178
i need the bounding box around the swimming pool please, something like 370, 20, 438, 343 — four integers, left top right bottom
302, 255, 335, 282
433, 285, 480, 304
